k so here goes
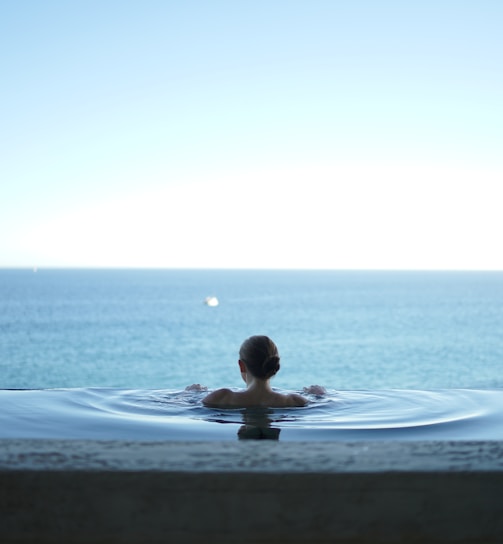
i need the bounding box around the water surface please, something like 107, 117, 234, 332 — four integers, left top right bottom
2, 388, 501, 442
2, 269, 503, 391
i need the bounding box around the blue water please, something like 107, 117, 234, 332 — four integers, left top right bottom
1, 388, 503, 441
1, 268, 503, 440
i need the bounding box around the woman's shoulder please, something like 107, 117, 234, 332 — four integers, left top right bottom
202, 388, 234, 407
284, 392, 308, 407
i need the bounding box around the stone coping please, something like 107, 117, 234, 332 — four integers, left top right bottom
2, 440, 503, 543
1, 439, 503, 472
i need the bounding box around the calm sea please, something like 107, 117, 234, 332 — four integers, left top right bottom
2, 268, 503, 441
1, 268, 503, 391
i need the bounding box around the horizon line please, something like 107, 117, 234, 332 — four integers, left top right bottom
1, 266, 502, 273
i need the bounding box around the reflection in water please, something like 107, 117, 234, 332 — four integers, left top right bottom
237, 408, 281, 440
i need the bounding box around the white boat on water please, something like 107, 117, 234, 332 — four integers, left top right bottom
204, 296, 219, 307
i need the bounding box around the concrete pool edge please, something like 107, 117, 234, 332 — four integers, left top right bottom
1, 440, 503, 543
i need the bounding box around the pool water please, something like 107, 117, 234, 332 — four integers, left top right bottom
2, 387, 502, 442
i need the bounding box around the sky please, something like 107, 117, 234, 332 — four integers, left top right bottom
1, 0, 502, 270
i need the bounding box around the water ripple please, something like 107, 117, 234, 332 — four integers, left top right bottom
1, 388, 502, 441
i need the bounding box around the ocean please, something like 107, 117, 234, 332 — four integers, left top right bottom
2, 268, 503, 390
1, 268, 503, 441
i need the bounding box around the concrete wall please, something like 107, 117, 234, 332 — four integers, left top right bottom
1, 440, 503, 543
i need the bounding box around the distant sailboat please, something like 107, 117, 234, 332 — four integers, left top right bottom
204, 296, 219, 307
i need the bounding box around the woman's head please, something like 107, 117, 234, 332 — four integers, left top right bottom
239, 335, 280, 380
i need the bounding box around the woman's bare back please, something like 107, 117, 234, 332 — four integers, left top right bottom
203, 388, 307, 408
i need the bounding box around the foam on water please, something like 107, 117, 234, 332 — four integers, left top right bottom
1, 388, 502, 442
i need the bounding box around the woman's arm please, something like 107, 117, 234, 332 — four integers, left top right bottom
288, 393, 309, 407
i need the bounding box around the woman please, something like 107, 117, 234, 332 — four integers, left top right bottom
202, 335, 308, 408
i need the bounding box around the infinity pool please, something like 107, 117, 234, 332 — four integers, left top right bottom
2, 388, 503, 441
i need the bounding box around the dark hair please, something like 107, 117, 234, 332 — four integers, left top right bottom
239, 335, 280, 380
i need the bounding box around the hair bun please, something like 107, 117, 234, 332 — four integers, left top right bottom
239, 335, 281, 380
262, 355, 280, 378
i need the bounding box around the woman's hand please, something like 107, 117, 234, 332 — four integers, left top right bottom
185, 384, 208, 392
303, 385, 327, 396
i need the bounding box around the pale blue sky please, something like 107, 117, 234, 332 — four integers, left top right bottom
1, 1, 502, 269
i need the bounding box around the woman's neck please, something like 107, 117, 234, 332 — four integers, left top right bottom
245, 375, 273, 393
